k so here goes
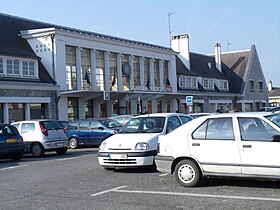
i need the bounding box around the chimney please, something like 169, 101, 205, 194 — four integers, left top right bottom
268, 80, 273, 92
215, 43, 222, 72
171, 34, 190, 70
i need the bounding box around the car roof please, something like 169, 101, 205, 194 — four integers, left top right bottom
198, 112, 275, 119
134, 113, 190, 118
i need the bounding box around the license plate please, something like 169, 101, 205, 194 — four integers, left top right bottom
56, 143, 65, 147
109, 154, 127, 159
6, 139, 17, 143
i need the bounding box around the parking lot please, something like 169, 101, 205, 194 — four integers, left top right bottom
1, 148, 280, 210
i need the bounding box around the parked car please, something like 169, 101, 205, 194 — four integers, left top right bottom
11, 120, 68, 157
95, 118, 123, 132
65, 119, 116, 149
155, 112, 280, 187
189, 113, 211, 119
259, 106, 280, 114
98, 113, 193, 170
57, 120, 69, 129
109, 114, 139, 125
0, 124, 25, 161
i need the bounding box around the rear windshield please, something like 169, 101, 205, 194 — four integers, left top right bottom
0, 124, 20, 135
41, 121, 63, 130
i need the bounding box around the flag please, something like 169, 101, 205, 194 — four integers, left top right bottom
166, 78, 171, 85
111, 71, 116, 87
137, 96, 142, 114
146, 79, 150, 90
84, 70, 91, 85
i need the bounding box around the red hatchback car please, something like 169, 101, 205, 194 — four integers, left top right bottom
0, 124, 25, 161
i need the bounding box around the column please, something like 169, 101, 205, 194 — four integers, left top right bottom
117, 53, 123, 91
139, 57, 145, 90
76, 47, 82, 90
151, 100, 158, 113
159, 60, 164, 91
149, 59, 155, 91
104, 51, 110, 91
3, 103, 9, 124
25, 103, 30, 120
129, 55, 134, 90
93, 100, 101, 118
90, 49, 97, 91
106, 100, 113, 117
78, 98, 85, 119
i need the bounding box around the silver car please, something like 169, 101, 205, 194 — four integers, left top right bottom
12, 120, 68, 157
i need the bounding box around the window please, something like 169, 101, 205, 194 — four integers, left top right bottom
166, 116, 181, 133
96, 50, 105, 91
192, 118, 234, 140
66, 46, 77, 90
144, 58, 150, 91
110, 53, 118, 91
203, 79, 214, 89
154, 59, 160, 89
259, 81, 263, 92
0, 58, 3, 74
219, 80, 228, 90
6, 59, 20, 75
249, 80, 254, 91
79, 121, 90, 130
178, 76, 197, 88
81, 48, 91, 90
21, 123, 35, 133
238, 117, 280, 141
68, 97, 78, 121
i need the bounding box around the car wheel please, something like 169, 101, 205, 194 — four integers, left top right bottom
174, 159, 201, 187
69, 138, 78, 149
55, 147, 67, 155
12, 152, 23, 161
31, 143, 45, 157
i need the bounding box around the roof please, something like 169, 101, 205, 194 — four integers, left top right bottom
0, 13, 172, 52
270, 88, 280, 97
0, 13, 55, 83
221, 50, 251, 93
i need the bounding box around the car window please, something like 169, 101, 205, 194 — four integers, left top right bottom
79, 121, 90, 130
22, 123, 35, 133
265, 114, 280, 127
238, 117, 280, 141
67, 121, 79, 130
192, 117, 234, 140
179, 116, 192, 124
90, 121, 104, 129
166, 116, 181, 134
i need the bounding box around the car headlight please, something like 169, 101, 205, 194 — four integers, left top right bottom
135, 142, 150, 150
99, 142, 107, 151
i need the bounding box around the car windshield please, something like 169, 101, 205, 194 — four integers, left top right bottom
119, 117, 165, 134
265, 114, 280, 127
98, 119, 123, 128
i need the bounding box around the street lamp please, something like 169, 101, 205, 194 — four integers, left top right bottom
168, 12, 174, 47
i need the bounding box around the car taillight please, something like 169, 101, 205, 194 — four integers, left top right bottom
39, 122, 48, 136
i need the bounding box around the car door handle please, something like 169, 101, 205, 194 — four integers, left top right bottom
243, 145, 252, 148
192, 143, 200, 146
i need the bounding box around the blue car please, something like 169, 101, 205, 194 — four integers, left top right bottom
65, 119, 116, 149
0, 124, 25, 161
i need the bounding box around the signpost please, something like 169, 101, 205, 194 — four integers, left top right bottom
103, 91, 110, 100
186, 96, 193, 113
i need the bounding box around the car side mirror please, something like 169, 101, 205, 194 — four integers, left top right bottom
97, 126, 104, 130
272, 135, 280, 142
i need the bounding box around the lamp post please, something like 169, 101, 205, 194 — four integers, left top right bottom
168, 12, 174, 47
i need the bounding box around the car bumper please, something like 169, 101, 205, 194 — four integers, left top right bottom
155, 155, 174, 174
0, 144, 25, 157
41, 140, 68, 150
98, 150, 157, 167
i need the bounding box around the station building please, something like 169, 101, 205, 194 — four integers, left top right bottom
0, 13, 269, 123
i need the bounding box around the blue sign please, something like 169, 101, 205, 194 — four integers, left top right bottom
186, 96, 193, 103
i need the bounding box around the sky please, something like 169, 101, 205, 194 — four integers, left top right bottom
1, 0, 280, 86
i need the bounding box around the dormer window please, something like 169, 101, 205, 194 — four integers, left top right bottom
0, 56, 38, 78
219, 80, 228, 90
179, 76, 197, 89
203, 79, 214, 89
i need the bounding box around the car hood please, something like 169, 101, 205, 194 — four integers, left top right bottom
102, 133, 160, 150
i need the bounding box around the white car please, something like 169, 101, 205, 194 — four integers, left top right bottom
155, 112, 280, 187
12, 120, 68, 157
98, 113, 193, 170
